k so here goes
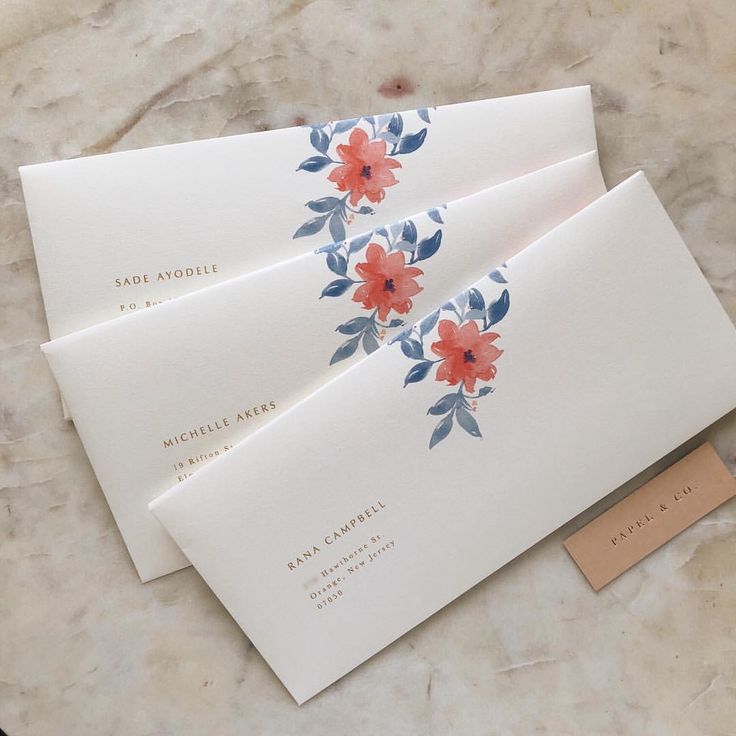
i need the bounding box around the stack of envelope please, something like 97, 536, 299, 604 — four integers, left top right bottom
21, 86, 736, 704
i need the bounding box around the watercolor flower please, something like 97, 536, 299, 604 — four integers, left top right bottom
295, 110, 431, 240
398, 275, 509, 448
327, 128, 402, 206
353, 243, 424, 321
431, 319, 503, 393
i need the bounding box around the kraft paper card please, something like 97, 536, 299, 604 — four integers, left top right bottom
564, 443, 736, 590
21, 85, 597, 418
151, 173, 736, 704
41, 153, 606, 582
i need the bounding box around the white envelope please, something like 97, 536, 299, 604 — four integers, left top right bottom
41, 153, 606, 583
150, 173, 736, 705
20, 85, 596, 341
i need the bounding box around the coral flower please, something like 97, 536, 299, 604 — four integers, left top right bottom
328, 128, 401, 206
431, 319, 503, 393
353, 244, 423, 321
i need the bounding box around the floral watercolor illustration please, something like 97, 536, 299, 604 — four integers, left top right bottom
294, 108, 432, 241
395, 266, 510, 449
353, 244, 424, 321
328, 128, 401, 208
316, 211, 446, 366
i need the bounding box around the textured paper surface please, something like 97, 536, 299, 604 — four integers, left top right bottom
564, 443, 736, 590
41, 154, 605, 582
151, 173, 736, 704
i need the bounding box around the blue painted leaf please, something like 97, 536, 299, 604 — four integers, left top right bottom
487, 289, 510, 326
429, 413, 454, 449
404, 360, 433, 387
329, 213, 346, 242
388, 114, 403, 137
389, 221, 405, 239
427, 208, 444, 224
315, 241, 341, 254
297, 155, 332, 173
376, 113, 393, 129
320, 279, 353, 298
330, 335, 360, 365
326, 252, 348, 276
395, 240, 416, 252
400, 338, 424, 360
465, 309, 485, 321
336, 316, 369, 335
363, 116, 376, 125
398, 128, 427, 154
362, 331, 380, 354
456, 405, 482, 438
415, 229, 442, 261
419, 309, 439, 336
348, 233, 372, 254
333, 118, 359, 134
427, 393, 458, 416
358, 206, 374, 214
455, 290, 469, 310
402, 219, 417, 244
489, 268, 508, 284
477, 386, 494, 397
387, 318, 405, 328
375, 227, 388, 238
389, 327, 412, 345
307, 197, 340, 213
468, 287, 485, 311
310, 128, 330, 154
293, 214, 328, 239
417, 107, 431, 124
378, 132, 399, 145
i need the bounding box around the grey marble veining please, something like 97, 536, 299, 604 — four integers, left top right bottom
1, 1, 735, 733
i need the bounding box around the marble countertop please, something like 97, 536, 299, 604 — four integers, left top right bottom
1, 1, 734, 733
